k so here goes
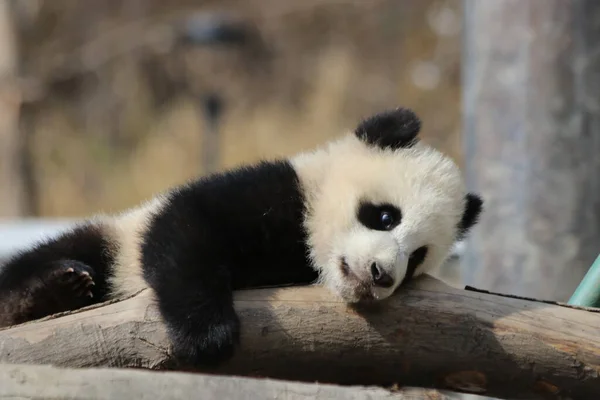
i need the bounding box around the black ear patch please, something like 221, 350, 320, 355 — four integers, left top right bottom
457, 193, 483, 240
355, 107, 422, 150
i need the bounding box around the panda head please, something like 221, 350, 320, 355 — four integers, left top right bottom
293, 107, 483, 303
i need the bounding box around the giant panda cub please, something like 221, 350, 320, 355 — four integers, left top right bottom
0, 107, 483, 367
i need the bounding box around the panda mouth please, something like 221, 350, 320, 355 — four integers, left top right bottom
339, 256, 377, 302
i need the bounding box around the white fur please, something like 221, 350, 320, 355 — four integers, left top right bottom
92, 195, 168, 298
293, 134, 466, 303
96, 130, 466, 303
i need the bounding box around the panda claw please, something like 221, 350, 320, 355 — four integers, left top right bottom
73, 278, 95, 294
52, 261, 96, 299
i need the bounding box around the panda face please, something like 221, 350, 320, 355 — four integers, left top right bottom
292, 108, 482, 303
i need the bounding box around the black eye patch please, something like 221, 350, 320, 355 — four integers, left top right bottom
357, 201, 402, 231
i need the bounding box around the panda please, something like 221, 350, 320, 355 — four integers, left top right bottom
0, 107, 483, 367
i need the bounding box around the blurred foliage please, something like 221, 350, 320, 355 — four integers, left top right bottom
8, 0, 462, 217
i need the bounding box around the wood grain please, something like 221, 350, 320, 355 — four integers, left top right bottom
0, 363, 449, 400
0, 275, 598, 399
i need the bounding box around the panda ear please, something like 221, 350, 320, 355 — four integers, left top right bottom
457, 193, 483, 240
354, 107, 421, 150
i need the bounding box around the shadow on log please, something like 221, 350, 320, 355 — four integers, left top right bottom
0, 275, 598, 399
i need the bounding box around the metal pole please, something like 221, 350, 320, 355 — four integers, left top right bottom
200, 93, 223, 175
568, 254, 600, 307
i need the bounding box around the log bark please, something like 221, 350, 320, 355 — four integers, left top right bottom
462, 0, 600, 301
0, 363, 446, 400
0, 276, 599, 399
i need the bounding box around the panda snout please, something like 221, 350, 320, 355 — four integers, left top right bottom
337, 253, 403, 302
370, 262, 394, 288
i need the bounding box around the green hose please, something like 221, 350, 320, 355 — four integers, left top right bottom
568, 253, 600, 308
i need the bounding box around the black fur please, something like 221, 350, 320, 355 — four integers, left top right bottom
0, 224, 115, 327
355, 108, 421, 150
402, 245, 429, 285
401, 192, 483, 286
457, 193, 484, 240
140, 160, 317, 367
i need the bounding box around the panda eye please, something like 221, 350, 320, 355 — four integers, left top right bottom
380, 211, 394, 229
357, 201, 401, 231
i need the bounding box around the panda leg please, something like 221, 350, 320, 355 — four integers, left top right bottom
0, 223, 114, 327
146, 262, 240, 368
0, 260, 97, 327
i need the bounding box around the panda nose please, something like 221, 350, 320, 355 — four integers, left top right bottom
370, 262, 394, 288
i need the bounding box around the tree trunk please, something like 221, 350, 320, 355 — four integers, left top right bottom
0, 276, 598, 399
0, 363, 451, 400
462, 0, 600, 301
0, 1, 24, 217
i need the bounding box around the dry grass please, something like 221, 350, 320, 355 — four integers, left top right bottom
8, 0, 463, 217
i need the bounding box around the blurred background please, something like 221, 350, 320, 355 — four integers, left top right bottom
0, 0, 463, 218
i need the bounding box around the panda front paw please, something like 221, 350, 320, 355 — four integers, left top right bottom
169, 309, 241, 368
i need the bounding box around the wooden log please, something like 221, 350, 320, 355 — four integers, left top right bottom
0, 275, 599, 399
0, 363, 446, 400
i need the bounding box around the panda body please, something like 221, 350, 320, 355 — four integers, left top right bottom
0, 108, 483, 367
